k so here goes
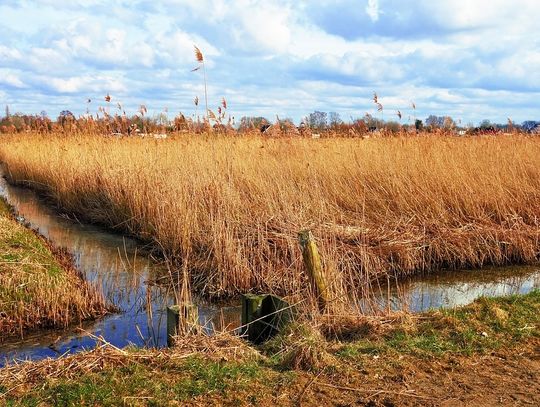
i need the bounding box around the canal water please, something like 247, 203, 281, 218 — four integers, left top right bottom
365, 265, 539, 313
0, 173, 240, 365
0, 172, 538, 365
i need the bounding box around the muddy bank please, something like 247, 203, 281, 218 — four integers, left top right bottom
0, 197, 109, 342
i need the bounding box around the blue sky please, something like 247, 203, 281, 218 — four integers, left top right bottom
1, 0, 539, 125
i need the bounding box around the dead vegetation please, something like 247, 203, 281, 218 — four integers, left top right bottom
170, 331, 264, 362
0, 133, 538, 302
0, 331, 259, 390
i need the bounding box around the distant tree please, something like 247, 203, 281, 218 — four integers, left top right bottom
10, 114, 26, 131
277, 117, 295, 127
442, 116, 456, 130
58, 110, 75, 120
238, 116, 268, 131
57, 110, 75, 127
363, 113, 383, 129
307, 111, 328, 130
328, 112, 342, 128
415, 119, 423, 131
4, 105, 10, 120
479, 119, 492, 129
277, 117, 299, 135
425, 115, 445, 128
351, 118, 368, 133
385, 121, 401, 132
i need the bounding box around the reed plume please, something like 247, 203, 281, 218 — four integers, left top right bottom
193, 45, 209, 121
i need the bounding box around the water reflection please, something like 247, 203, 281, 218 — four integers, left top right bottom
363, 266, 540, 313
0, 173, 241, 366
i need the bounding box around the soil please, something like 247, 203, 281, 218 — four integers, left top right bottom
201, 341, 540, 406
310, 350, 536, 406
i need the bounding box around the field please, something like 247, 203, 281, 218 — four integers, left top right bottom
0, 132, 538, 304
0, 131, 539, 405
2, 2, 539, 404
0, 197, 108, 339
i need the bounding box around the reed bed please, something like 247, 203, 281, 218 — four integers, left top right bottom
0, 132, 538, 302
0, 200, 109, 339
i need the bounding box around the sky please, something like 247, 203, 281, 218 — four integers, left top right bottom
1, 0, 540, 125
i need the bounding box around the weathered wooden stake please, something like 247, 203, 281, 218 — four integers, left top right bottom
167, 303, 200, 346
298, 230, 329, 311
241, 294, 293, 343
241, 294, 266, 342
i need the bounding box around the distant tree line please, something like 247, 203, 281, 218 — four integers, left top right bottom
1, 104, 540, 135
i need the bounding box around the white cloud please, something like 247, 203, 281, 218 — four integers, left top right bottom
48, 77, 86, 93
43, 74, 127, 94
0, 70, 26, 88
419, 0, 539, 31
236, 2, 292, 52
154, 29, 219, 66
365, 0, 380, 22
1, 0, 540, 124
0, 45, 22, 61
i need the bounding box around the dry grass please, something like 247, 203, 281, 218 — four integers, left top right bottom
0, 331, 259, 390
170, 331, 264, 361
263, 322, 337, 371
0, 132, 538, 303
0, 199, 109, 339
0, 345, 137, 388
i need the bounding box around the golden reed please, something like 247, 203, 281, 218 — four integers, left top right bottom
0, 133, 538, 301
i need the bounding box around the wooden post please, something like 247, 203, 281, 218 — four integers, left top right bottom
167, 303, 200, 346
241, 294, 294, 343
241, 294, 266, 342
298, 230, 329, 311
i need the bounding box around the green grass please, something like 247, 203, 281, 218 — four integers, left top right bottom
173, 358, 263, 399
6, 356, 268, 406
336, 290, 540, 360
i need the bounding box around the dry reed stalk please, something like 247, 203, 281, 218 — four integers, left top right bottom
192, 45, 209, 120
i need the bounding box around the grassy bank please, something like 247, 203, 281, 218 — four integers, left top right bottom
0, 197, 109, 340
1, 290, 538, 406
0, 133, 539, 300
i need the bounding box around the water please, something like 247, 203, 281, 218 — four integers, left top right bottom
366, 265, 540, 313
0, 171, 538, 365
0, 174, 241, 365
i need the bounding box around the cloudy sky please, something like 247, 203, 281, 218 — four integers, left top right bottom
1, 0, 539, 125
